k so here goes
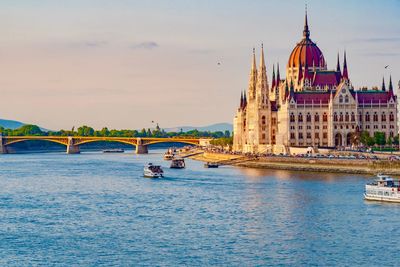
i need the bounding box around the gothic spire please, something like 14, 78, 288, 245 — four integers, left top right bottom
260, 43, 265, 69
271, 64, 276, 89
257, 43, 269, 96
240, 91, 244, 108
248, 48, 257, 97
276, 63, 281, 87
303, 5, 310, 39
382, 76, 386, 91
336, 52, 341, 73
342, 50, 349, 80
389, 75, 393, 92
251, 47, 257, 72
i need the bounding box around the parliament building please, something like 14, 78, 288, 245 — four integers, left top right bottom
233, 12, 398, 154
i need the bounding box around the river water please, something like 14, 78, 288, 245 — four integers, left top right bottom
0, 149, 399, 266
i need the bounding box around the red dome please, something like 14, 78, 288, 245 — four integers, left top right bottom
288, 38, 325, 68
287, 11, 325, 69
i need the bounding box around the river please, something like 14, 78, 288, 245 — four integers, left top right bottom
0, 149, 399, 266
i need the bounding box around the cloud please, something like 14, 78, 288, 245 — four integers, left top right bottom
130, 41, 159, 50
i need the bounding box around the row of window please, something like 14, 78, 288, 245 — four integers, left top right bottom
290, 112, 328, 123
291, 125, 328, 130
289, 111, 395, 123
290, 132, 328, 139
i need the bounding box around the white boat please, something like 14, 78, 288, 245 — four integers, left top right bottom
143, 163, 164, 178
170, 158, 185, 169
364, 174, 400, 203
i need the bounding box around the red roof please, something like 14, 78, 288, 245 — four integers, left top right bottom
293, 92, 331, 104
312, 71, 341, 87
354, 91, 395, 104
288, 38, 325, 69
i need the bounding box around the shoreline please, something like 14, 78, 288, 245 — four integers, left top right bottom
186, 150, 400, 176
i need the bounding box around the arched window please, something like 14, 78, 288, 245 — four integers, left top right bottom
373, 112, 378, 122
290, 113, 295, 122
345, 112, 349, 122
345, 95, 349, 103
333, 112, 338, 122
306, 113, 311, 122
381, 112, 386, 122
298, 113, 303, 122
390, 112, 394, 122
365, 112, 370, 122
323, 113, 328, 122
351, 112, 355, 122
339, 95, 343, 103
314, 113, 319, 122
262, 116, 266, 125
359, 112, 362, 122
339, 112, 343, 122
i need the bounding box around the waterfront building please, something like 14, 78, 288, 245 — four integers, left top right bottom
233, 11, 398, 154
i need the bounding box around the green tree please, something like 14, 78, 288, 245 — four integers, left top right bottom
374, 132, 386, 146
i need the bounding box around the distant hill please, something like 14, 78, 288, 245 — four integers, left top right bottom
0, 119, 25, 129
163, 123, 233, 133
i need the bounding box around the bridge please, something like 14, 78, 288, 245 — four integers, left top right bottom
0, 136, 210, 154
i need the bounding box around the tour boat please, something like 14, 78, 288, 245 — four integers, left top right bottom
143, 163, 164, 178
170, 158, 185, 169
102, 148, 124, 153
364, 174, 400, 203
204, 162, 219, 168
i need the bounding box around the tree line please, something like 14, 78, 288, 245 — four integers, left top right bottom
0, 124, 231, 139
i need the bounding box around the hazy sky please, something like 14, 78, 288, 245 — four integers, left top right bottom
0, 0, 399, 130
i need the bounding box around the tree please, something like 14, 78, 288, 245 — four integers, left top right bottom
100, 127, 110, 137
224, 130, 231, 138
15, 125, 43, 136
77, 126, 95, 136
374, 132, 386, 146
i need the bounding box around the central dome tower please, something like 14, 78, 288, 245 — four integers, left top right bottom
286, 10, 326, 86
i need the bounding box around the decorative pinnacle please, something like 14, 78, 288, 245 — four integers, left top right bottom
303, 4, 310, 39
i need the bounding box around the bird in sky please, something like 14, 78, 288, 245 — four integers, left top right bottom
385, 65, 389, 69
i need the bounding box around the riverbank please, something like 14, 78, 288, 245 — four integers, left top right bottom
186, 150, 400, 176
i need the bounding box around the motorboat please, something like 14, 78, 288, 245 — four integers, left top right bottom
170, 158, 185, 169
364, 174, 400, 203
204, 162, 219, 168
143, 163, 164, 178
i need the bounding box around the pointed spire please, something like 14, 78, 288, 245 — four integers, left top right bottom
336, 52, 341, 73
248, 48, 257, 98
240, 91, 244, 108
243, 91, 247, 107
303, 5, 310, 39
271, 64, 276, 89
342, 50, 349, 80
260, 43, 265, 69
382, 76, 386, 91
251, 47, 256, 71
389, 75, 393, 92
276, 63, 281, 87
257, 43, 269, 97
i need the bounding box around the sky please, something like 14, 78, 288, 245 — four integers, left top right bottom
0, 0, 399, 130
